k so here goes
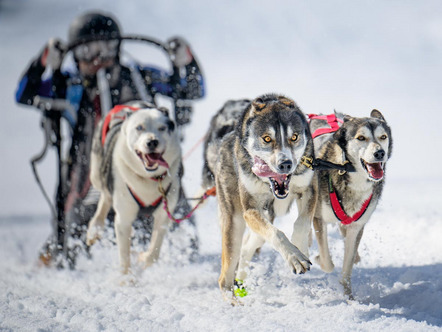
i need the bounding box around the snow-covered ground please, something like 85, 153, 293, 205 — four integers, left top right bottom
1, 178, 442, 331
1, 1, 442, 331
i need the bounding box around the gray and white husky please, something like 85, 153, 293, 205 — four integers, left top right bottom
309, 110, 393, 299
203, 94, 315, 303
86, 101, 182, 275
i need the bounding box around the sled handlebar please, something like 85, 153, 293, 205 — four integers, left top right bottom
67, 35, 169, 53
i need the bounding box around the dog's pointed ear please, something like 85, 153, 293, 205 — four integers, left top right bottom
156, 107, 175, 131
252, 97, 266, 112
370, 109, 385, 121
158, 107, 170, 118
329, 126, 348, 163
167, 119, 175, 132
343, 115, 353, 122
278, 96, 295, 108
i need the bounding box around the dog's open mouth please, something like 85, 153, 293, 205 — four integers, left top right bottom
136, 151, 169, 171
252, 156, 291, 199
361, 159, 384, 181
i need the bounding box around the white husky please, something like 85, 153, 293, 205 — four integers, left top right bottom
86, 101, 182, 274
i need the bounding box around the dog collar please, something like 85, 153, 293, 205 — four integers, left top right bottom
150, 172, 167, 182
328, 175, 372, 225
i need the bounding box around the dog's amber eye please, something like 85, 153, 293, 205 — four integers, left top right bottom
291, 133, 298, 142
356, 135, 366, 141
263, 136, 272, 143
380, 134, 388, 140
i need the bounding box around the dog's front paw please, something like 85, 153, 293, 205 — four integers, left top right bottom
86, 224, 103, 246
315, 255, 334, 273
284, 245, 312, 274
221, 290, 243, 306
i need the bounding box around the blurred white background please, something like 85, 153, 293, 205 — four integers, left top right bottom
1, 0, 441, 216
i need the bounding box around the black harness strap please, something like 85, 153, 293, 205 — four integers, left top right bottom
301, 156, 355, 173
312, 158, 355, 172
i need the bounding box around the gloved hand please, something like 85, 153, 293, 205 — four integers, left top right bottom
40, 38, 67, 70
167, 37, 194, 67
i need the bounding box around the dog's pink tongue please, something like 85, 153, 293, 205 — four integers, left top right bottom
366, 162, 383, 180
146, 153, 169, 169
251, 157, 288, 185
252, 156, 278, 178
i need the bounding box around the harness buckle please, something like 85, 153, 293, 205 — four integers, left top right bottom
338, 160, 350, 176
301, 156, 314, 170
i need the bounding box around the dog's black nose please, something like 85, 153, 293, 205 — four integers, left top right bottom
278, 160, 293, 173
374, 149, 385, 160
147, 139, 159, 149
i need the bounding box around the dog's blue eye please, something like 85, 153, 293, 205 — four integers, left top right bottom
158, 126, 167, 132
136, 125, 144, 131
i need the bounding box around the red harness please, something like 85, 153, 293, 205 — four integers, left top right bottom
101, 104, 141, 146
128, 186, 164, 209
127, 172, 168, 209
308, 113, 344, 139
328, 170, 372, 225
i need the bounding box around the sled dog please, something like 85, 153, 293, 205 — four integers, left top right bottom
204, 94, 315, 302
309, 110, 392, 299
86, 101, 182, 274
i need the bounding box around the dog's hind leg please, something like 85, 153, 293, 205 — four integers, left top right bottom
312, 217, 334, 273
86, 193, 112, 246
341, 224, 365, 300
236, 231, 265, 282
